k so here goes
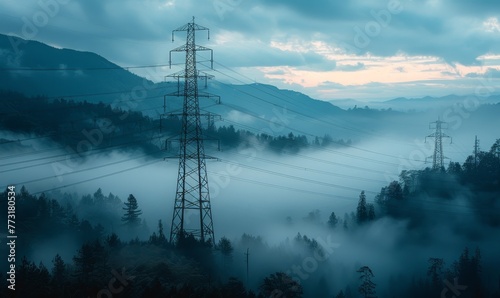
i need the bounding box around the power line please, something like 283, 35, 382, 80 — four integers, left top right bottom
0, 124, 163, 167
206, 169, 500, 216
221, 150, 388, 184
30, 159, 163, 196
0, 61, 196, 72
217, 159, 379, 195
219, 103, 424, 167
2, 52, 426, 170
0, 39, 496, 219
210, 115, 399, 176
0, 150, 162, 191
207, 171, 360, 202
1, 98, 413, 204
0, 133, 164, 173
190, 60, 428, 165
0, 101, 219, 153
2, 89, 414, 185
199, 57, 422, 147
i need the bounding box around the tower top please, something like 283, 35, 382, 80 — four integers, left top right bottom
171, 17, 210, 42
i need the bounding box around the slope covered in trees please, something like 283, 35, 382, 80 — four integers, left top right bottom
376, 139, 500, 228
0, 90, 349, 155
2, 147, 500, 298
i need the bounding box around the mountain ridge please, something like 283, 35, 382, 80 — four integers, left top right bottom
330, 93, 500, 111
0, 33, 360, 139
3, 33, 500, 142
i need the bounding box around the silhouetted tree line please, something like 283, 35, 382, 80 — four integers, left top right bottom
319, 191, 376, 233
2, 186, 500, 297
330, 248, 488, 298
0, 90, 350, 155
403, 247, 485, 298
0, 187, 106, 262
0, 90, 161, 156
375, 138, 500, 227
206, 124, 349, 154
0, 187, 323, 297
0, 187, 241, 297
0, 189, 296, 297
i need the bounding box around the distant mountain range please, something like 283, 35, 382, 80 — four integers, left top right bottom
1, 33, 499, 141
331, 94, 500, 111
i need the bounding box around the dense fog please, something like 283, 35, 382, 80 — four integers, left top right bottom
1, 97, 499, 296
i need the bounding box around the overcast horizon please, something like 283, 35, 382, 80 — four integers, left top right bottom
1, 0, 499, 102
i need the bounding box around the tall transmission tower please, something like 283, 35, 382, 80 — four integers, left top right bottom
425, 119, 452, 171
165, 17, 217, 246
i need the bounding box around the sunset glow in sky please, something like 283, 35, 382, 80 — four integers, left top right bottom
1, 0, 499, 101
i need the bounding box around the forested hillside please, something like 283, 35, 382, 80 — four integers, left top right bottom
1, 141, 499, 297
0, 90, 348, 156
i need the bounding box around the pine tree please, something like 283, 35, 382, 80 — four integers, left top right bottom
490, 139, 500, 158
454, 247, 482, 295
38, 193, 50, 222
149, 232, 158, 244
343, 213, 349, 231
121, 194, 142, 226
92, 240, 109, 281
50, 199, 66, 222
356, 191, 368, 224
218, 237, 234, 271
51, 254, 66, 284
367, 204, 375, 221
322, 134, 333, 147
106, 232, 121, 247
51, 254, 68, 297
73, 241, 108, 287
93, 188, 105, 204
304, 209, 321, 223
73, 243, 95, 283
106, 192, 121, 207
37, 262, 51, 297
427, 258, 444, 295
357, 266, 377, 298
20, 185, 31, 199
157, 219, 166, 242
259, 272, 303, 298
328, 211, 339, 229
222, 277, 247, 297
150, 220, 166, 244
314, 136, 321, 146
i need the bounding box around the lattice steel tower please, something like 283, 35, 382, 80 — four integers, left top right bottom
167, 17, 216, 246
474, 135, 480, 169
425, 119, 452, 171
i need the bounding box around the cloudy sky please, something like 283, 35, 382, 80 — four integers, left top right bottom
1, 0, 500, 101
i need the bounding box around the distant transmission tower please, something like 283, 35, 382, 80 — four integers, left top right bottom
165, 17, 217, 246
425, 118, 452, 170
474, 135, 480, 169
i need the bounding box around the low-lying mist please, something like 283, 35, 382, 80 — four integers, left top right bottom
1, 101, 499, 297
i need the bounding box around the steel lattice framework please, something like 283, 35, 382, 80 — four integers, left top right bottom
167, 17, 215, 246
426, 119, 452, 171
